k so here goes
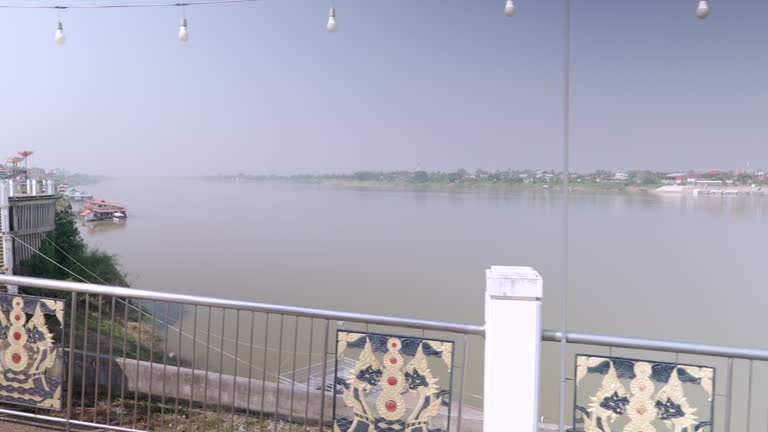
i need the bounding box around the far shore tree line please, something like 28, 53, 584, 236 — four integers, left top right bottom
207, 168, 768, 187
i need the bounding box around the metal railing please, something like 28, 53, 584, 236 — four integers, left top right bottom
0, 274, 484, 432
5, 272, 766, 431
544, 330, 768, 431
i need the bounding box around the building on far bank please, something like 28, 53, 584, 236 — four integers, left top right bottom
0, 179, 58, 293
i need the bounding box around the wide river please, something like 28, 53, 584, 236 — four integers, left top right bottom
79, 177, 767, 423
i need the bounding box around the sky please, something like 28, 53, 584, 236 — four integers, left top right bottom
0, 0, 766, 176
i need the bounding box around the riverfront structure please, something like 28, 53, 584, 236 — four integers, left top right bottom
0, 179, 58, 292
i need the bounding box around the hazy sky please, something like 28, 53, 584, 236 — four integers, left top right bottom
1, 0, 766, 176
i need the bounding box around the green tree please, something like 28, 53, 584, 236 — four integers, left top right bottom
412, 171, 429, 183
735, 173, 753, 184
21, 200, 128, 292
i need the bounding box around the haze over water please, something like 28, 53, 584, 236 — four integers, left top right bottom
78, 177, 767, 421
81, 177, 767, 336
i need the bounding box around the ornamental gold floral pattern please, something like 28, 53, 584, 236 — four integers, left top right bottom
575, 355, 715, 432
0, 293, 65, 409
333, 331, 454, 432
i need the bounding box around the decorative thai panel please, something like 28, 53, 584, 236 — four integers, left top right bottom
575, 355, 715, 432
333, 331, 455, 432
0, 293, 65, 409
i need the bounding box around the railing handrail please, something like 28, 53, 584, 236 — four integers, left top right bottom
0, 274, 485, 336
10, 274, 766, 360
543, 329, 768, 361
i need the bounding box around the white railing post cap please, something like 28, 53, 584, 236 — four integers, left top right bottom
485, 266, 542, 299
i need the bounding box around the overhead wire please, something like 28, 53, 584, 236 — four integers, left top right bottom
10, 233, 280, 379
13, 235, 488, 397
0, 0, 264, 10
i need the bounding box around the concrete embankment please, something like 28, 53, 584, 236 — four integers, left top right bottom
654, 185, 766, 195
72, 351, 485, 431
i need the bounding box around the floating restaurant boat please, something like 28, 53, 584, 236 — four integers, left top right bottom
63, 187, 94, 201
79, 199, 128, 222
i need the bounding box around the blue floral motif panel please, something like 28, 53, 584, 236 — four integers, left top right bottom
574, 355, 715, 432
0, 293, 65, 409
333, 331, 455, 432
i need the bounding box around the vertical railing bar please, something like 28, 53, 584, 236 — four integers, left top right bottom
273, 314, 285, 432
259, 313, 270, 432
203, 306, 212, 412
725, 357, 734, 432
747, 360, 754, 432
79, 293, 89, 422
289, 316, 299, 425
119, 298, 129, 428
231, 309, 241, 430
175, 303, 185, 418
161, 302, 170, 423
106, 296, 116, 426
318, 320, 330, 432
456, 335, 468, 432
65, 292, 78, 432
190, 305, 199, 414
303, 318, 315, 431
558, 0, 572, 430
217, 308, 227, 418
93, 295, 103, 424
132, 301, 141, 430
246, 311, 256, 418
147, 301, 156, 429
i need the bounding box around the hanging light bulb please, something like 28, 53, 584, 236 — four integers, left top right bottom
327, 8, 337, 33
696, 0, 710, 19
504, 0, 516, 17
55, 20, 66, 45
178, 18, 189, 42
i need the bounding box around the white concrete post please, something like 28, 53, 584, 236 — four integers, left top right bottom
47, 179, 54, 194
484, 266, 542, 431
0, 183, 8, 233
8, 180, 15, 198
26, 179, 32, 195
31, 179, 38, 196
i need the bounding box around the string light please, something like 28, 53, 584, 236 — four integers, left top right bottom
0, 0, 712, 42
696, 0, 710, 19
327, 7, 337, 32
55, 20, 65, 44
504, 0, 516, 17
179, 18, 189, 41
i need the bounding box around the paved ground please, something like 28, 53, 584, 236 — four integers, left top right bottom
0, 416, 102, 431
0, 413, 568, 431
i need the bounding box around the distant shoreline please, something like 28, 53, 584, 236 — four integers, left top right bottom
201, 176, 666, 194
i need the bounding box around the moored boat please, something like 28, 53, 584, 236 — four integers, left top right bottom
78, 199, 128, 222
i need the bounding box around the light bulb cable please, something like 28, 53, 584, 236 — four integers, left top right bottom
0, 0, 264, 10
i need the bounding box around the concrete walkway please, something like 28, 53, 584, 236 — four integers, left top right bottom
0, 416, 100, 431
0, 416, 569, 432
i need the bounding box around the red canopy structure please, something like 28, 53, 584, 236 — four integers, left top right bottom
17, 150, 34, 174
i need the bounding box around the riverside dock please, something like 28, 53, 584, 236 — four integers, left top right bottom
79, 199, 128, 222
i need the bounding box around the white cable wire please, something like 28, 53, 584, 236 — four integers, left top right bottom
44, 235, 299, 360
16, 235, 484, 393
11, 234, 280, 379
43, 236, 111, 286
0, 0, 263, 10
